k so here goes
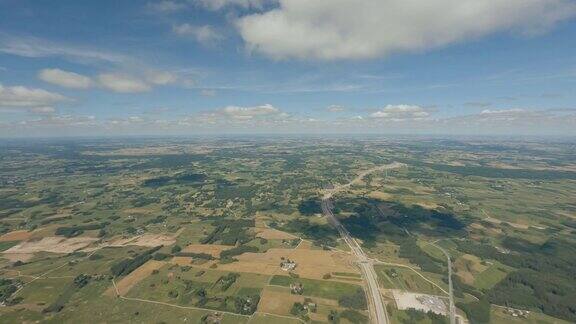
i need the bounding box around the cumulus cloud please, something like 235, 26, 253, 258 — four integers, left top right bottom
0, 34, 127, 63
0, 83, 68, 109
145, 70, 177, 85
327, 105, 345, 112
38, 68, 93, 89
147, 1, 186, 13
29, 106, 56, 114
200, 89, 217, 96
370, 104, 430, 121
97, 73, 151, 93
220, 103, 280, 119
236, 0, 576, 60
197, 0, 272, 11
173, 24, 223, 45
442, 108, 576, 133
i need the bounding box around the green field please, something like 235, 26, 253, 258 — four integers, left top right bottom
1, 137, 575, 323
269, 275, 361, 300
374, 264, 447, 296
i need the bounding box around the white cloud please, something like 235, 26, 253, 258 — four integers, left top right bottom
38, 68, 93, 89
480, 108, 525, 115
29, 106, 56, 114
200, 89, 217, 96
147, 1, 186, 13
221, 103, 279, 119
97, 73, 151, 93
237, 0, 576, 60
0, 83, 68, 109
370, 104, 430, 120
173, 24, 223, 45
198, 0, 272, 11
327, 105, 345, 112
145, 70, 177, 85
0, 34, 127, 63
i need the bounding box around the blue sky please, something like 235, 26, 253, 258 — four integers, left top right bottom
1, 0, 576, 136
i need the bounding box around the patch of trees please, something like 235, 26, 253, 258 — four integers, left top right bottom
213, 273, 240, 291
340, 214, 379, 248
40, 215, 72, 225
131, 196, 161, 207
143, 173, 207, 188
281, 218, 338, 247
200, 219, 255, 246
145, 215, 167, 225
401, 309, 448, 324
55, 222, 109, 238
0, 278, 22, 305
456, 297, 491, 324
398, 238, 443, 274
298, 198, 322, 215
336, 198, 466, 245
110, 246, 162, 277
220, 245, 258, 259
174, 252, 214, 260
488, 270, 576, 322
328, 309, 369, 323
235, 294, 260, 315
385, 202, 466, 234
214, 184, 255, 201
338, 288, 367, 310
456, 238, 576, 322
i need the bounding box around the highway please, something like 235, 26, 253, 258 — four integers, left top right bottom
430, 242, 456, 324
320, 163, 404, 324
322, 199, 389, 324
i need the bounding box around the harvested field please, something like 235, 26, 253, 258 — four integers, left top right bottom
255, 228, 297, 240
258, 287, 305, 315
3, 237, 97, 254
106, 260, 165, 297
367, 191, 393, 200
454, 254, 488, 285
103, 233, 176, 248
181, 244, 232, 257
258, 286, 339, 316
0, 230, 32, 242
1, 253, 34, 262
201, 247, 358, 280
416, 201, 440, 209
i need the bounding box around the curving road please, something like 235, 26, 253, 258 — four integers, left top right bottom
430, 242, 456, 324
322, 198, 389, 324
321, 163, 404, 324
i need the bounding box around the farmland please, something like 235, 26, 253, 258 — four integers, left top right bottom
1, 137, 575, 323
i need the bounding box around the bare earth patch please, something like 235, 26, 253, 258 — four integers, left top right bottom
3, 237, 97, 254
105, 260, 166, 297
392, 290, 447, 315
258, 287, 306, 315
1, 253, 35, 262
416, 201, 440, 210
0, 230, 33, 242
454, 255, 485, 285
103, 233, 176, 248
367, 191, 393, 201
255, 228, 297, 240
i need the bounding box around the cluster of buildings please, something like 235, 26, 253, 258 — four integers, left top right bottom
280, 258, 297, 271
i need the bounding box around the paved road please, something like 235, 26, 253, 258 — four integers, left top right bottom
322, 199, 389, 324
320, 162, 404, 324
430, 242, 456, 324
